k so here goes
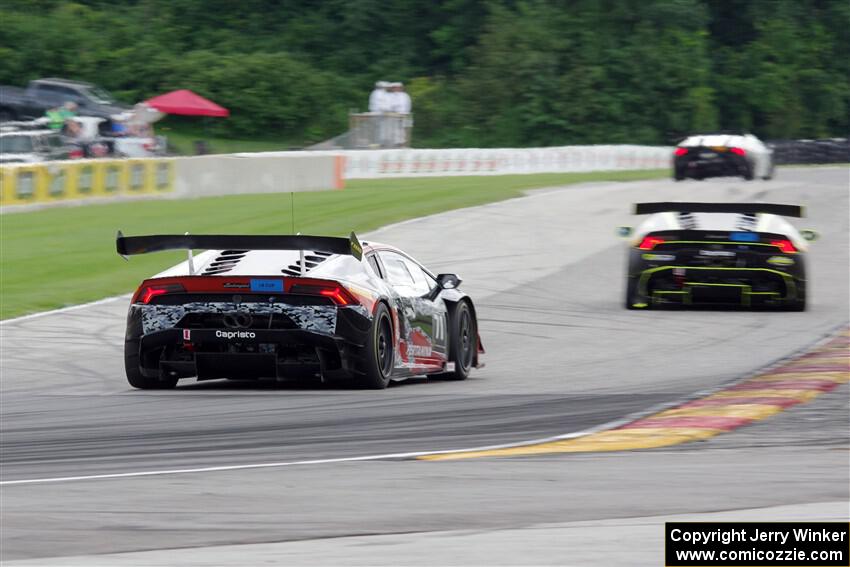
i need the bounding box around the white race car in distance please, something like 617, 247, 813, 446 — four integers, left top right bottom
673, 132, 775, 181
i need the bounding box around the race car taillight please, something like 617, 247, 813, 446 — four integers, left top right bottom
289, 283, 357, 306
769, 239, 798, 253
319, 287, 354, 305
638, 236, 666, 250
69, 149, 84, 159
729, 147, 746, 156
137, 283, 186, 304
674, 147, 688, 156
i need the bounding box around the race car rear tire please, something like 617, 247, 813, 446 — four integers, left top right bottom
362, 303, 393, 389
624, 278, 643, 310
124, 339, 178, 389
742, 163, 755, 180
763, 162, 776, 180
444, 301, 475, 380
782, 282, 806, 311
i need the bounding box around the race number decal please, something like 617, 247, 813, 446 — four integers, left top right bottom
433, 314, 446, 341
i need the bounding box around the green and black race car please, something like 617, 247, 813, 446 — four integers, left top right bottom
620, 202, 816, 311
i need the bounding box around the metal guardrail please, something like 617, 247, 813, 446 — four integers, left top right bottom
768, 138, 849, 165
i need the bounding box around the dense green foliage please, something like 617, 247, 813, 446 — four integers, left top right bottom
1, 0, 847, 146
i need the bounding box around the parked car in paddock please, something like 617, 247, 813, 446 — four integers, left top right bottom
117, 232, 483, 389
0, 77, 130, 122
673, 132, 775, 181
620, 202, 815, 311
0, 128, 76, 164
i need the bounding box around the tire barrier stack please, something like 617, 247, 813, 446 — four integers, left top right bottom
767, 138, 850, 165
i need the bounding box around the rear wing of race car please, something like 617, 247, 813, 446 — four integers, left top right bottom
116, 231, 363, 274
633, 202, 804, 218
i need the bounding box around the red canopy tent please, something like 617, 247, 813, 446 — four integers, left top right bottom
145, 89, 229, 117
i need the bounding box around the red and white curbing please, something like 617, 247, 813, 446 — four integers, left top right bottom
422, 327, 850, 460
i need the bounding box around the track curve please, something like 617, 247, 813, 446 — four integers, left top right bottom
1, 167, 847, 563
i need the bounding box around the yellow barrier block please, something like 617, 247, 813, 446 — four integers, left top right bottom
150, 159, 174, 194
0, 165, 47, 205
67, 162, 98, 200
0, 167, 16, 205
2, 159, 174, 207
125, 159, 152, 194
42, 162, 74, 202
93, 160, 128, 197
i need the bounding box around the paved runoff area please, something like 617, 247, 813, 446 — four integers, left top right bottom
1, 167, 848, 565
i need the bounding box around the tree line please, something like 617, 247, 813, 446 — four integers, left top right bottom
0, 0, 847, 147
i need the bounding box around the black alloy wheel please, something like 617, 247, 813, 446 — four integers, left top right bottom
363, 303, 394, 389
445, 301, 475, 380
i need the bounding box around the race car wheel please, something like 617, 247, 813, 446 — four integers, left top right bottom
444, 301, 475, 380
742, 163, 755, 181
782, 282, 806, 312
624, 278, 643, 310
124, 339, 178, 389
362, 303, 393, 389
763, 162, 776, 180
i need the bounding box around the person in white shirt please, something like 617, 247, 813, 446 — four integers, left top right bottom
388, 82, 412, 147
369, 81, 390, 113
396, 83, 412, 114
368, 80, 392, 147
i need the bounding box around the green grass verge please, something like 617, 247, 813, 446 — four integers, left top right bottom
0, 169, 666, 319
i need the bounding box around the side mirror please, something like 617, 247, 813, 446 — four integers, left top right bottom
800, 229, 819, 242
436, 273, 462, 290
617, 226, 633, 238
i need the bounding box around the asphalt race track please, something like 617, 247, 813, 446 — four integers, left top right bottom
1, 167, 848, 565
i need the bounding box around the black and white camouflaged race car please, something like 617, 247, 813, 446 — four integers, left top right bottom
621, 202, 816, 311
117, 232, 483, 389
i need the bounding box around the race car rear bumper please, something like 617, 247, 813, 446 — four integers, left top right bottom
127, 305, 374, 381
139, 327, 360, 380
634, 266, 802, 307
675, 154, 749, 179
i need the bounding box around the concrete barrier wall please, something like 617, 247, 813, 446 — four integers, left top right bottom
0, 154, 344, 210
1, 144, 669, 210
301, 145, 673, 178
175, 154, 344, 197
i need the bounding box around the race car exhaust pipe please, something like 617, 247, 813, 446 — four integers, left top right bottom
222, 313, 253, 329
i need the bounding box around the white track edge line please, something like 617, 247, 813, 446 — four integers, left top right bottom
0, 294, 130, 325
4, 322, 845, 487
0, 423, 608, 486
